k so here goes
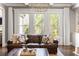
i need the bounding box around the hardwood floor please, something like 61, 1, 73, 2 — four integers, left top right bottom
0, 45, 77, 56
0, 46, 7, 56
58, 45, 77, 56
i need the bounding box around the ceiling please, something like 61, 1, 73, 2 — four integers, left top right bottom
2, 3, 75, 8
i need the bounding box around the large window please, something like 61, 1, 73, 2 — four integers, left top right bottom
34, 14, 44, 34
18, 13, 59, 36
19, 14, 29, 34
49, 14, 59, 38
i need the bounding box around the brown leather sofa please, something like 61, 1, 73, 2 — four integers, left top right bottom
7, 35, 58, 54
26, 35, 45, 44
26, 35, 58, 54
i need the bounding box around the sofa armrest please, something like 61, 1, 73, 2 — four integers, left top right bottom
7, 41, 13, 44
53, 40, 58, 44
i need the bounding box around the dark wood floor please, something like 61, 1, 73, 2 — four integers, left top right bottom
0, 45, 77, 56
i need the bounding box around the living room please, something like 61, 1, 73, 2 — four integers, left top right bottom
0, 3, 79, 56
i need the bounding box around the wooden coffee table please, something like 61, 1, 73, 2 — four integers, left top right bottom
8, 48, 49, 56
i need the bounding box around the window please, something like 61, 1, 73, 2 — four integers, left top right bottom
34, 14, 44, 34
18, 13, 59, 36
49, 14, 59, 38
19, 14, 29, 34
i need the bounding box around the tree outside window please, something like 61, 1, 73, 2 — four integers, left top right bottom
19, 14, 29, 34
34, 14, 44, 34
49, 14, 59, 38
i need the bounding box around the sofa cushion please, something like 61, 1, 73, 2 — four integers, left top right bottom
27, 35, 44, 43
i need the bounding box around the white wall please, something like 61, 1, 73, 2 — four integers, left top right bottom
58, 11, 64, 45
63, 8, 70, 45
5, 6, 8, 44
8, 7, 13, 40
0, 4, 9, 47
2, 6, 8, 47
75, 8, 79, 47
70, 9, 76, 46
75, 33, 79, 47
2, 6, 6, 47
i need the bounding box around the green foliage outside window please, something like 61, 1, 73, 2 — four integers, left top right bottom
50, 14, 59, 38
20, 14, 29, 34
35, 14, 43, 34
19, 13, 59, 36
23, 25, 29, 34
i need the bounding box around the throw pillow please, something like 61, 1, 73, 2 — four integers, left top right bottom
11, 34, 20, 44
42, 36, 49, 43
